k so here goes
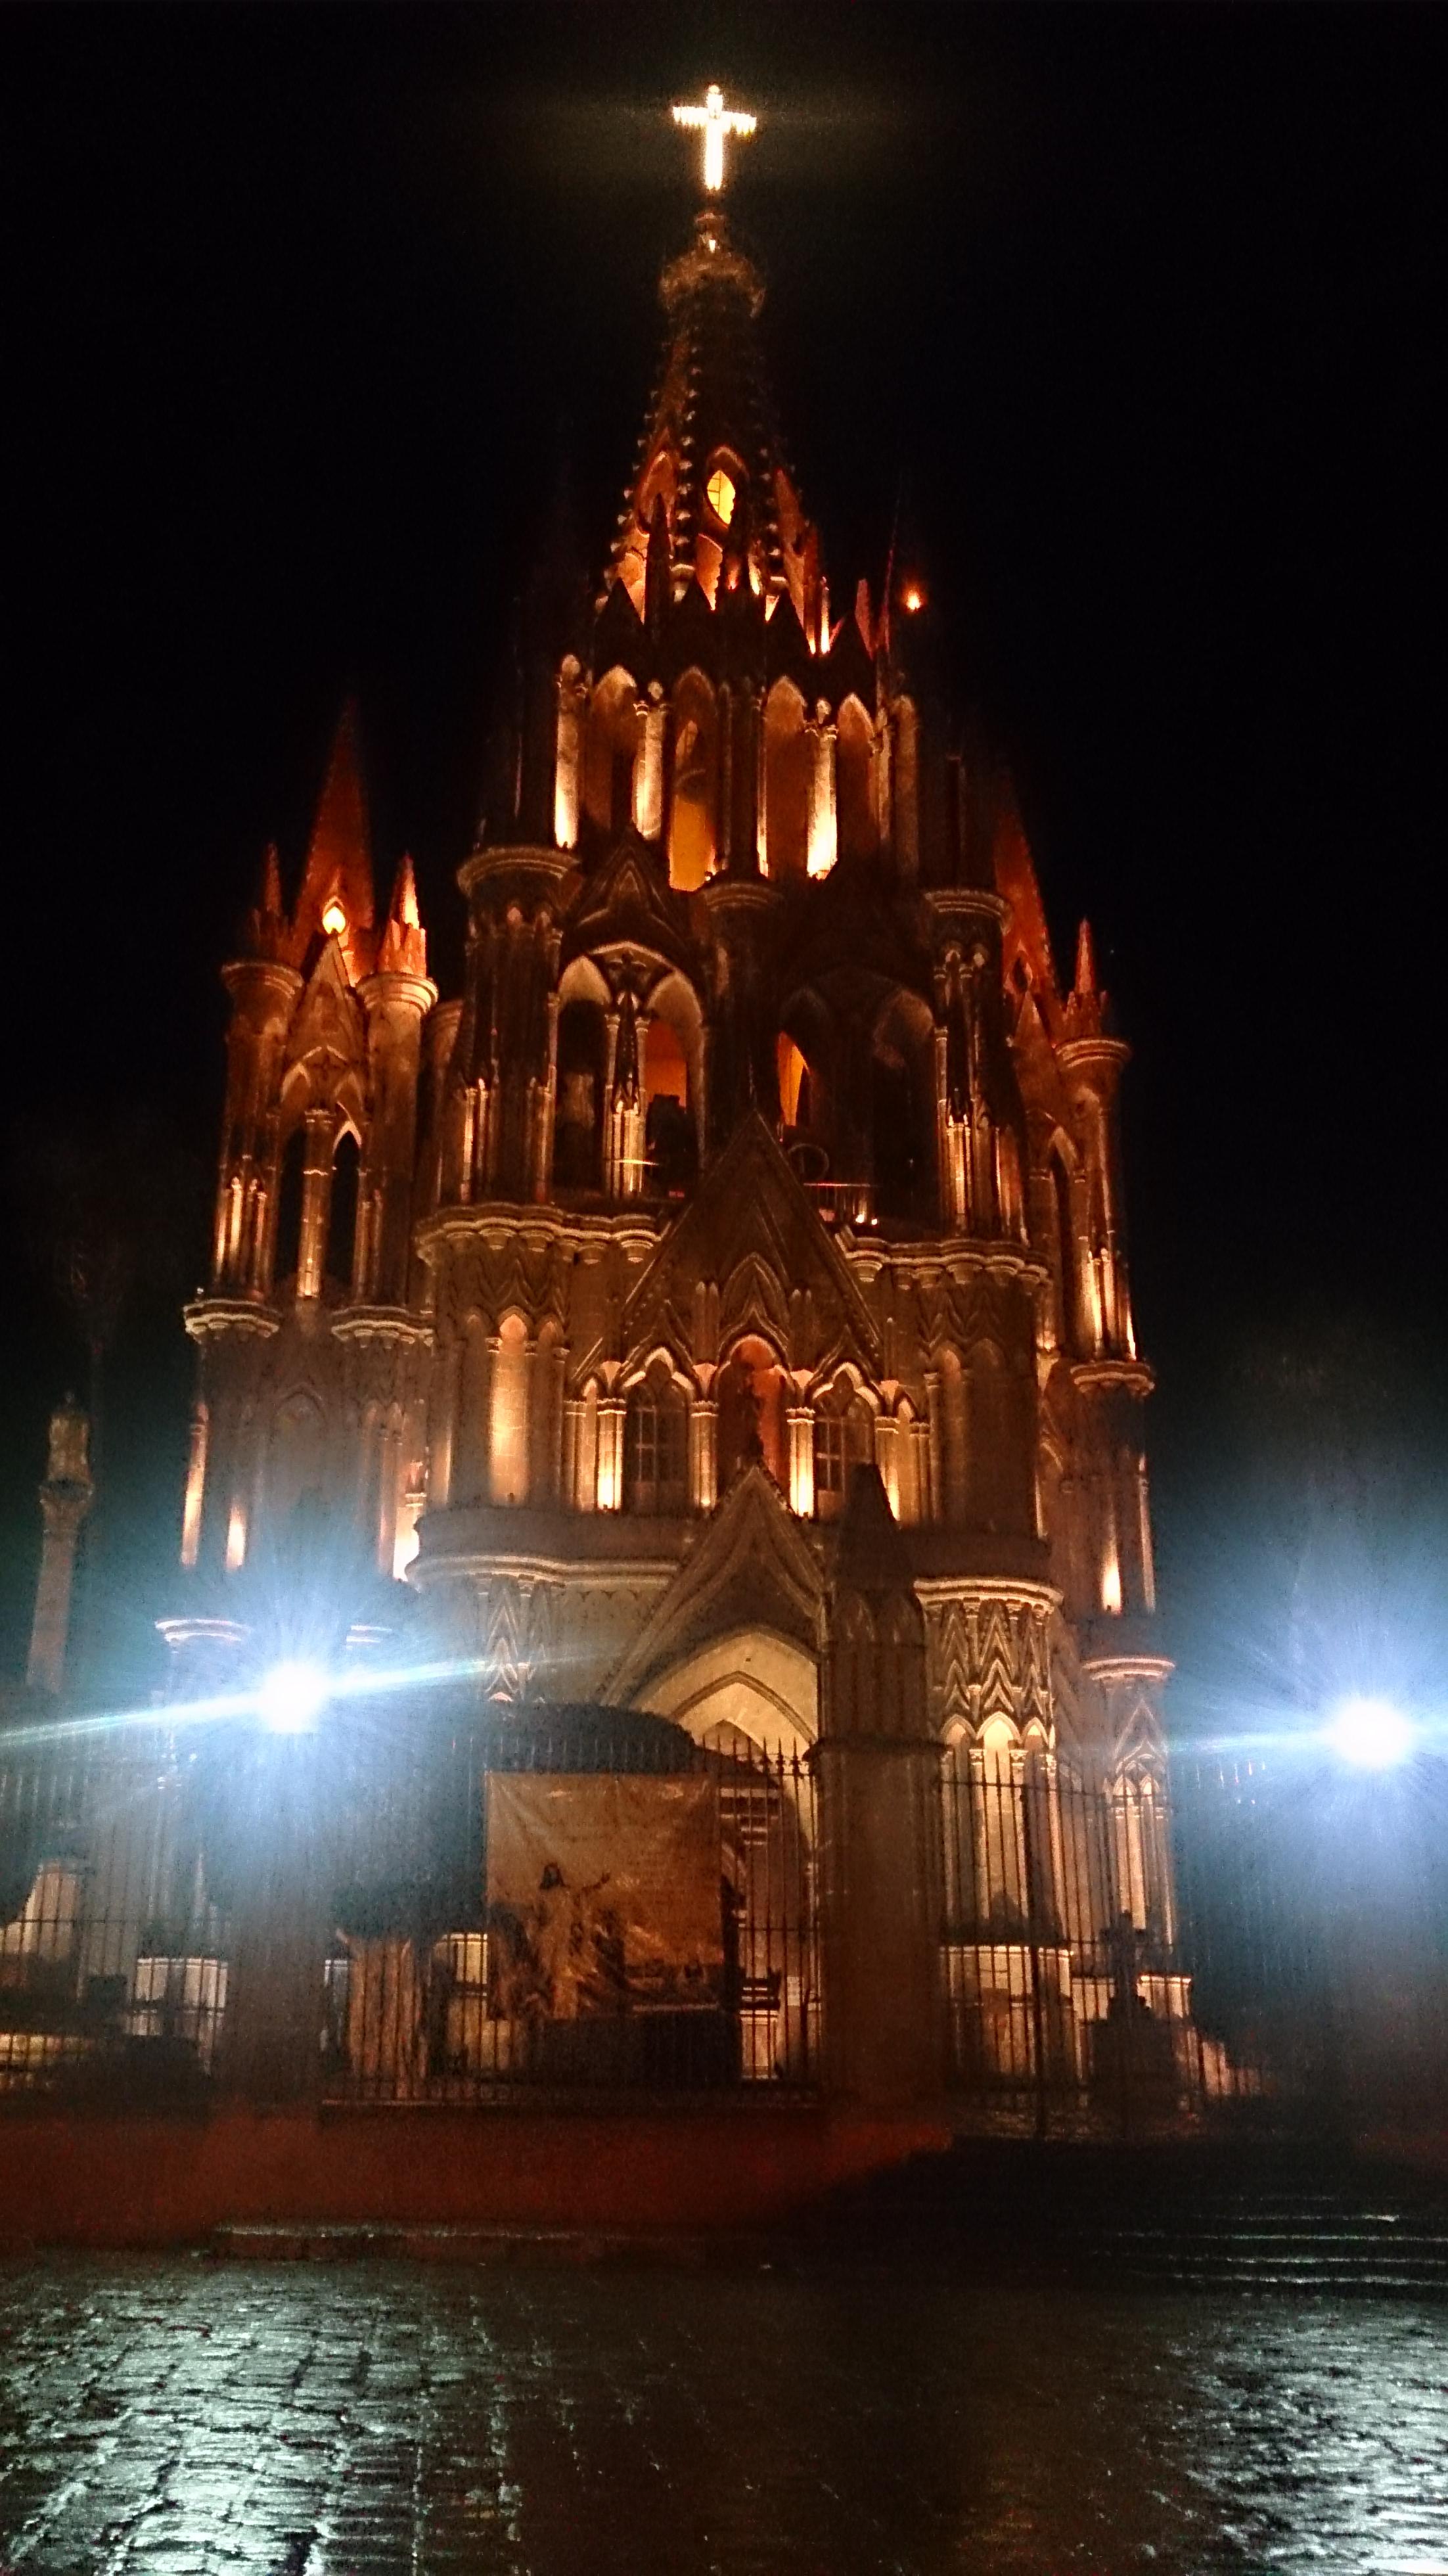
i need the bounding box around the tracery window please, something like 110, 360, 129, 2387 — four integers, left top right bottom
813, 1412, 846, 1510
623, 1369, 689, 1513
812, 1374, 874, 1521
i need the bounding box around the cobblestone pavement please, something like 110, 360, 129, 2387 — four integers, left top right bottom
0, 2253, 1444, 2575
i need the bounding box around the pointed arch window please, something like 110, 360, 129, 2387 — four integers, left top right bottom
553, 1000, 607, 1191
763, 679, 811, 881
623, 1363, 689, 1515
812, 1373, 875, 1521
669, 677, 716, 890
328, 1129, 360, 1293
489, 1314, 532, 1507
273, 1126, 305, 1288
705, 465, 737, 527
836, 696, 876, 863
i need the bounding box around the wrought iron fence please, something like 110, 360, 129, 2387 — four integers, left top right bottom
939, 1742, 1448, 2135
0, 1705, 818, 2103
1, 1705, 1443, 2129
0, 1720, 228, 2092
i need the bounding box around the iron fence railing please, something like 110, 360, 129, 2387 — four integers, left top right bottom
939, 1744, 1448, 2134
0, 1707, 819, 2102
1, 1708, 1443, 2130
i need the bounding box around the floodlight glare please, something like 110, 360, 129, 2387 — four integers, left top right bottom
256, 1660, 328, 1734
1326, 1695, 1414, 1770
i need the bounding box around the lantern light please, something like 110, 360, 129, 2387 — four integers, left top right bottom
256, 1660, 328, 1735
1325, 1695, 1414, 1770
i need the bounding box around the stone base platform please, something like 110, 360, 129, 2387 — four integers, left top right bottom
0, 2100, 951, 2250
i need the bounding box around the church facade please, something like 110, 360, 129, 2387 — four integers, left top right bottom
156, 176, 1174, 2104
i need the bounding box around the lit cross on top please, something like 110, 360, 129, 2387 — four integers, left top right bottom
671, 84, 758, 194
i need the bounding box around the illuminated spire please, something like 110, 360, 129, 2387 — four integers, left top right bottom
609, 206, 817, 625
671, 84, 757, 195
375, 850, 427, 978
390, 850, 420, 929
1074, 917, 1098, 997
295, 699, 376, 946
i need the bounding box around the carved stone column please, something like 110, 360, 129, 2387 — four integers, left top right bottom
689, 1398, 718, 1513
786, 1406, 815, 1520
355, 969, 434, 1304
296, 1106, 336, 1302
220, 1732, 332, 2107
26, 1396, 94, 1695
554, 657, 585, 851
597, 1396, 627, 1511
806, 701, 838, 879
633, 683, 667, 840
923, 1368, 943, 1525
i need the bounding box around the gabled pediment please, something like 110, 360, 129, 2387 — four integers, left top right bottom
822, 613, 877, 712
624, 1111, 880, 1381
593, 578, 645, 680
764, 591, 815, 691
606, 1462, 825, 1707
564, 831, 698, 974
286, 937, 363, 1076
667, 575, 718, 668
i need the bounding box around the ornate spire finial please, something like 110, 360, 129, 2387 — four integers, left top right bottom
671, 83, 757, 194
298, 698, 376, 942
390, 850, 420, 930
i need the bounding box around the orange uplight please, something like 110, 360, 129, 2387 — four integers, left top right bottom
901, 584, 925, 614
321, 897, 347, 937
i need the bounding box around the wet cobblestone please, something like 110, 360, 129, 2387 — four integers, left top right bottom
0, 2252, 1443, 2573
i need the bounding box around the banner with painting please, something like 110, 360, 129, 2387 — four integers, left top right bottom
484, 1773, 723, 2023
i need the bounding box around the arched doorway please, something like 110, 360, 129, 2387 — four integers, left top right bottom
639, 1632, 818, 2082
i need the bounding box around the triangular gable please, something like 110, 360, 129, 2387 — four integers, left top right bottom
564, 831, 697, 973
593, 579, 645, 683
286, 938, 363, 1078
606, 1462, 824, 1707
763, 590, 815, 691
624, 1111, 880, 1382
667, 576, 718, 666
822, 613, 877, 714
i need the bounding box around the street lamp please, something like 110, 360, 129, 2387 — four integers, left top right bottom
1324, 1694, 1414, 1770
255, 1659, 329, 1736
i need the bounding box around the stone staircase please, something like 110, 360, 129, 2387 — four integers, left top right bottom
802, 2142, 1448, 2292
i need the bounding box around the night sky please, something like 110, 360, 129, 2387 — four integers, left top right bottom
3, 4, 1445, 1714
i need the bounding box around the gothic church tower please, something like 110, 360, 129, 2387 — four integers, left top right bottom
170, 116, 1172, 1966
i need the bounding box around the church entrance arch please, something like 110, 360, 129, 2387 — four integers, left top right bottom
639, 1629, 818, 1757
639, 1628, 818, 2081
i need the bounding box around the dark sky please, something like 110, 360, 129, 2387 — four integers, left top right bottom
3, 2, 1445, 1699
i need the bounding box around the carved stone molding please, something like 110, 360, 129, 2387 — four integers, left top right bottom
915, 1578, 1058, 1740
